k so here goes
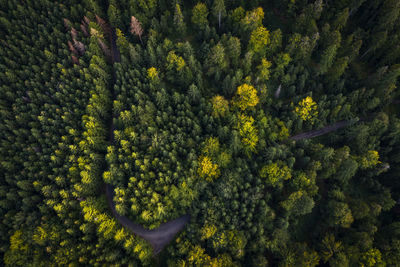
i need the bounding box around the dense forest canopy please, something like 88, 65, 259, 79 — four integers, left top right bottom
1, 0, 400, 266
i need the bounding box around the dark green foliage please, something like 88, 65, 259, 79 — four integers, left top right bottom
1, 0, 400, 266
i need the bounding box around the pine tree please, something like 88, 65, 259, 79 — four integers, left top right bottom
212, 0, 226, 29
233, 84, 259, 111
174, 3, 186, 36
249, 26, 270, 57
192, 3, 209, 30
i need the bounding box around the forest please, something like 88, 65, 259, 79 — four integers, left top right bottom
1, 0, 400, 266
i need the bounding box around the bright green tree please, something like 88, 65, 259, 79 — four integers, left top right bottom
211, 95, 229, 118
359, 248, 385, 267
357, 150, 381, 169
237, 114, 259, 154
198, 156, 219, 182
249, 26, 270, 56
257, 58, 272, 82
295, 96, 318, 124
192, 3, 209, 29
174, 3, 186, 35
166, 50, 186, 71
260, 161, 292, 186
212, 0, 226, 29
241, 7, 264, 32
233, 84, 259, 111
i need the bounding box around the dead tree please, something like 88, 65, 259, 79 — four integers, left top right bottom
73, 39, 86, 55
70, 27, 78, 40
80, 23, 89, 37
98, 39, 111, 60
68, 40, 77, 55
130, 16, 143, 44
96, 15, 111, 39
63, 18, 71, 31
71, 55, 79, 65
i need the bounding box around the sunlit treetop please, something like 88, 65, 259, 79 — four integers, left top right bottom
249, 26, 270, 55
234, 84, 259, 111
211, 95, 229, 118
147, 67, 158, 80
198, 156, 220, 182
166, 50, 185, 71
295, 96, 318, 123
237, 114, 259, 154
358, 150, 381, 169
242, 7, 264, 29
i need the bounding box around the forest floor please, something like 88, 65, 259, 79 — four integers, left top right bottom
104, 28, 190, 255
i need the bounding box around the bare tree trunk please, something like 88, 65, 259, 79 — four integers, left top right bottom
274, 84, 281, 99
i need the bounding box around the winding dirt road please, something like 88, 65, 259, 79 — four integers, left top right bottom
104, 27, 190, 255
106, 25, 361, 254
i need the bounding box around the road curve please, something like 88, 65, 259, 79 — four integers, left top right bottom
105, 184, 190, 254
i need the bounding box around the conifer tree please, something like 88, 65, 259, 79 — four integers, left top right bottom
174, 3, 186, 36
212, 0, 226, 29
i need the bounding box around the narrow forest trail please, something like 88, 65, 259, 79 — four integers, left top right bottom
104, 27, 190, 255
289, 120, 355, 141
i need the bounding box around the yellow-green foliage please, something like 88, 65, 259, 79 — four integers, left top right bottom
359, 248, 384, 267
212, 231, 228, 250
32, 225, 60, 246
116, 28, 129, 54
249, 27, 270, 54
188, 245, 211, 265
280, 191, 305, 211
192, 2, 209, 28
201, 224, 217, 240
320, 233, 342, 262
199, 137, 231, 175
295, 96, 318, 123
237, 114, 259, 154
358, 150, 381, 169
198, 156, 220, 181
260, 161, 292, 186
147, 67, 158, 80
202, 137, 220, 156
178, 241, 237, 266
9, 230, 28, 252
211, 95, 229, 118
234, 84, 259, 111
4, 230, 30, 266
210, 230, 246, 258
241, 7, 264, 28
292, 172, 318, 196
166, 50, 185, 71
80, 198, 152, 263
257, 58, 272, 81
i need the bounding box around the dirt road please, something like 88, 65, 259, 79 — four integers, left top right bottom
104, 28, 190, 255
290, 120, 354, 141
